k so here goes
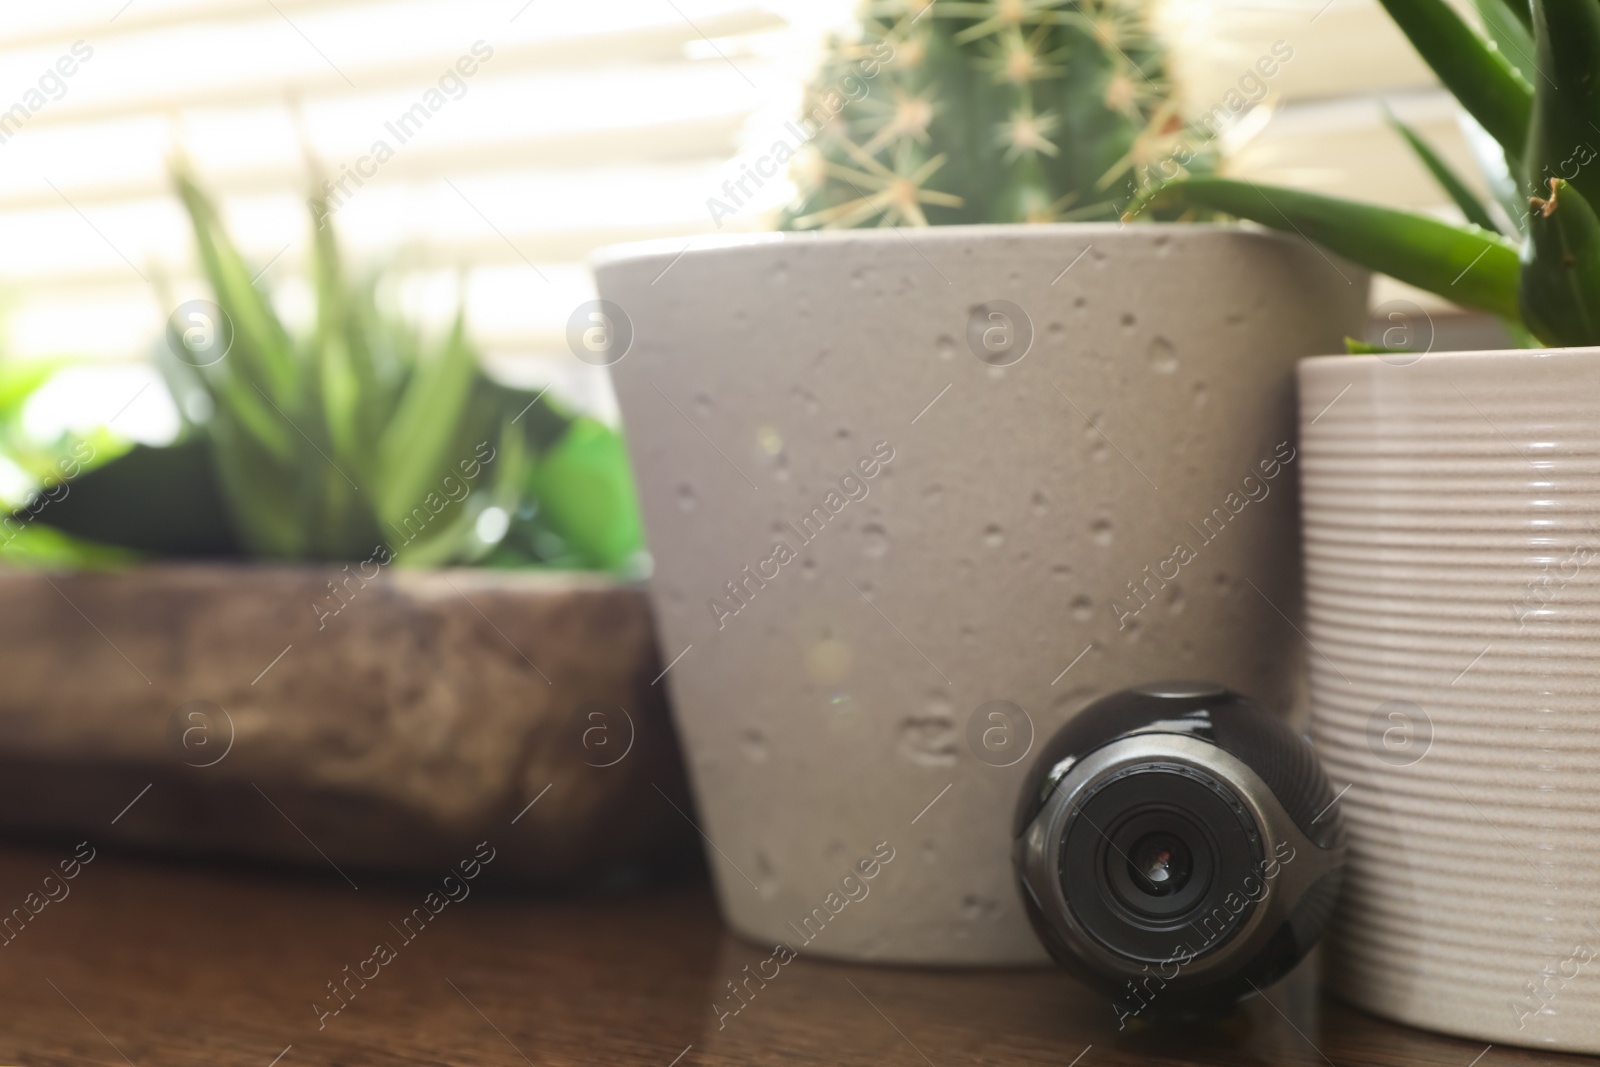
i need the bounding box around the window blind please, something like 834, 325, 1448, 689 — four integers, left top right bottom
0, 0, 1499, 449
0, 0, 847, 443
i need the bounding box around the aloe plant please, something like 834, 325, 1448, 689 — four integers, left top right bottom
782, 0, 1209, 227
1132, 0, 1600, 348
25, 169, 643, 571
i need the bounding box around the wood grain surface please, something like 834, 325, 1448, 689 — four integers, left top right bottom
0, 839, 1588, 1067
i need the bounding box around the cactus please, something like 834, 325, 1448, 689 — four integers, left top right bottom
1135, 0, 1600, 349
780, 0, 1210, 228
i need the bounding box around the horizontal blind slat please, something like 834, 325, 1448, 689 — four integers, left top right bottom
6, 9, 785, 134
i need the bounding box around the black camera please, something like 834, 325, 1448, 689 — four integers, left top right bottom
1013, 682, 1345, 1023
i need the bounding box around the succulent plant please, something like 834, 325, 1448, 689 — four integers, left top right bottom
781, 0, 1211, 228
20, 168, 643, 571
1135, 0, 1600, 348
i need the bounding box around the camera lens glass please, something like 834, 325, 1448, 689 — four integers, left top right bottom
1128, 832, 1191, 896
1058, 765, 1262, 963
1101, 808, 1214, 921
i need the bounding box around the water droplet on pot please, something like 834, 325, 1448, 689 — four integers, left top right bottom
677, 484, 696, 512
741, 729, 768, 763
757, 426, 783, 454
898, 712, 958, 767
1090, 517, 1114, 547
1193, 382, 1209, 408
1121, 312, 1136, 330
1071, 595, 1093, 621
754, 851, 779, 897
984, 524, 1004, 548
1032, 491, 1048, 515
694, 393, 713, 418
937, 334, 956, 360
791, 385, 821, 415
924, 484, 943, 505
863, 523, 888, 558
1052, 564, 1072, 582
1168, 585, 1187, 614
1147, 336, 1178, 374
962, 895, 1001, 921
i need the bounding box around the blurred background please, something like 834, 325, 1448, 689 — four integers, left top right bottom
0, 0, 1509, 488
0, 0, 1524, 888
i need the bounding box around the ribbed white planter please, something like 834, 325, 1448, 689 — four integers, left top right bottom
596, 224, 1366, 964
1301, 348, 1600, 1053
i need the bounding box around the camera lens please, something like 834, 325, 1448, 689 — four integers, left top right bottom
1128, 833, 1190, 896
1058, 767, 1259, 962
1100, 806, 1215, 923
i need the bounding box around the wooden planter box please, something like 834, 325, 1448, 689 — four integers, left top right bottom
0, 565, 693, 884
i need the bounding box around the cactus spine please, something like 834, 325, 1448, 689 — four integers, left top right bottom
781, 0, 1206, 228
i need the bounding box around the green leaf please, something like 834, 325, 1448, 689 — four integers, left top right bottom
1491, 0, 1534, 31
206, 413, 310, 557
1376, 0, 1532, 165
1457, 111, 1531, 235
21, 438, 242, 556
1519, 178, 1600, 345
1526, 0, 1600, 216
1141, 177, 1522, 321
171, 168, 297, 398
1386, 106, 1506, 234
1506, 319, 1545, 346
310, 198, 367, 472
1344, 337, 1410, 354
0, 524, 141, 570
394, 416, 530, 566
0, 360, 62, 422
373, 313, 480, 530
1474, 0, 1538, 83
524, 418, 643, 572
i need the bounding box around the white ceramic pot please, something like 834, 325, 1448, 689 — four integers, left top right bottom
595, 223, 1366, 964
1301, 348, 1600, 1053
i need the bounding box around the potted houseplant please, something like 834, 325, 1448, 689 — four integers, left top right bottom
593, 0, 1367, 965
0, 169, 692, 886
1138, 0, 1600, 1051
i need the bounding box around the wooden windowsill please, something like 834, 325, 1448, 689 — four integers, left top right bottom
0, 841, 1576, 1067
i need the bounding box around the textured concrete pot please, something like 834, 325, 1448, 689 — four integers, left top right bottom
0, 565, 693, 885
1301, 349, 1600, 1054
595, 224, 1367, 964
